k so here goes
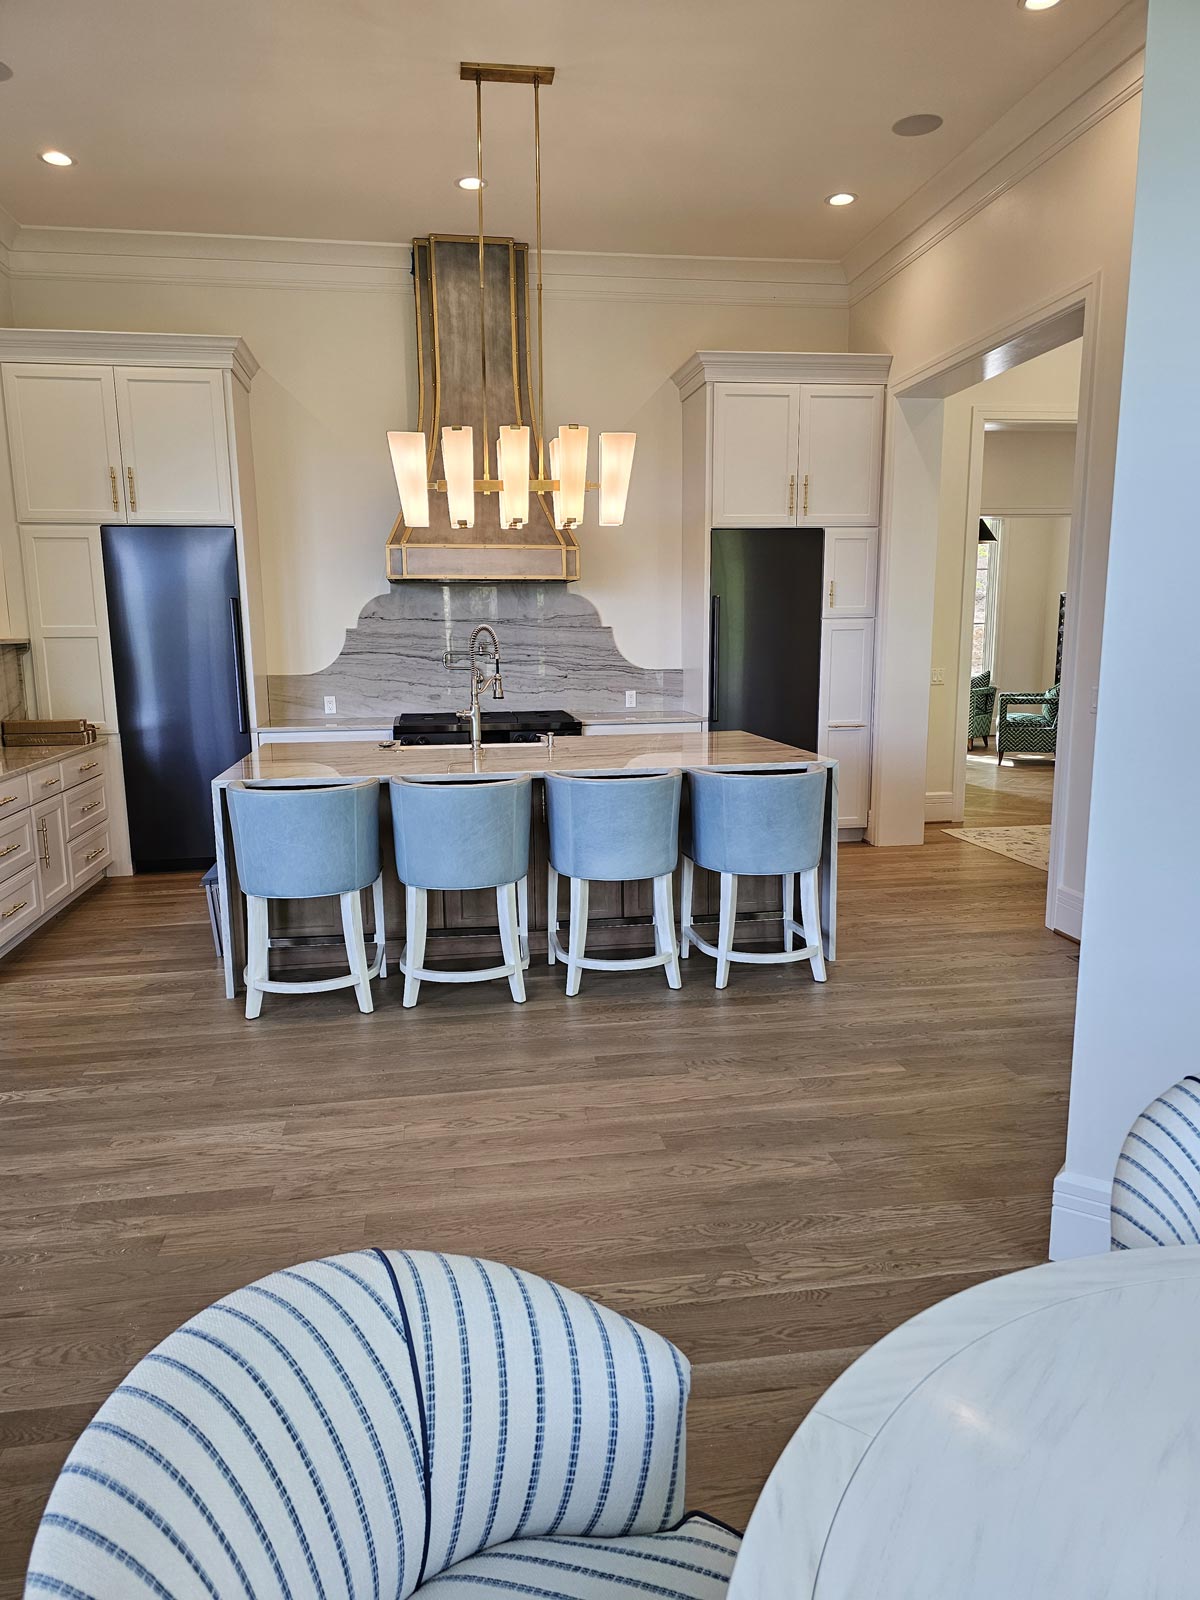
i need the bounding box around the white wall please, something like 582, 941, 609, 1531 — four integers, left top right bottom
993, 516, 1070, 698
925, 345, 1081, 815
854, 81, 1140, 930
1052, 0, 1200, 1257
982, 430, 1077, 513
9, 259, 846, 681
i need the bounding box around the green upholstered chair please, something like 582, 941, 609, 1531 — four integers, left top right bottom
968, 671, 997, 749
996, 683, 1059, 763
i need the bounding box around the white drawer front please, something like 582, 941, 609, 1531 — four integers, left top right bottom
0, 863, 41, 945
31, 764, 66, 801
70, 820, 111, 885
62, 748, 105, 791
66, 774, 108, 840
0, 812, 36, 885
0, 771, 31, 818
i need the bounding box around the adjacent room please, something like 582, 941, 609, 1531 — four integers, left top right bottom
3, 1, 1199, 1595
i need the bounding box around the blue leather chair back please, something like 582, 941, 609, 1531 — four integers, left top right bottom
390, 776, 532, 890
228, 779, 381, 899
687, 766, 828, 876
544, 770, 681, 881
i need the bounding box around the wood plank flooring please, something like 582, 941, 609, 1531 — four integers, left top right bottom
0, 830, 1078, 1594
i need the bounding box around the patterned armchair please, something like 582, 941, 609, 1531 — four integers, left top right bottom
996, 682, 1059, 763
968, 671, 997, 749
1111, 1077, 1200, 1249
26, 1249, 740, 1599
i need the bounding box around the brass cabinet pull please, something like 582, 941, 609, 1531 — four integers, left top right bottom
2, 898, 28, 920
85, 846, 104, 863
79, 761, 99, 773
803, 473, 810, 516
40, 775, 60, 788
127, 466, 137, 511
0, 794, 17, 807
110, 467, 120, 512
81, 799, 102, 814
788, 474, 796, 515
38, 818, 49, 866
0, 841, 19, 858
829, 580, 836, 607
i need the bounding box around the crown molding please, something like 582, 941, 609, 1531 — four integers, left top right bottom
1, 225, 849, 310
672, 349, 891, 399
0, 327, 259, 386
844, 3, 1147, 307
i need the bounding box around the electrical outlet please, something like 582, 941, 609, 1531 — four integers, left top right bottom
625, 690, 637, 708
323, 695, 337, 715
930, 667, 945, 686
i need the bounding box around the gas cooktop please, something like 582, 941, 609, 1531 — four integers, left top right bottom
392, 710, 582, 745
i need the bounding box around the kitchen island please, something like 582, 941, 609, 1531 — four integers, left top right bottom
211, 730, 837, 1000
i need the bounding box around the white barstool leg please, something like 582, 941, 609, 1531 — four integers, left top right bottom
245, 893, 268, 1019
340, 890, 374, 1014
517, 875, 530, 967
716, 872, 738, 990
654, 872, 682, 990
547, 864, 559, 965
403, 884, 428, 1008
782, 872, 795, 953
680, 855, 695, 958
799, 867, 827, 983
566, 877, 589, 997
497, 882, 527, 1003
372, 872, 387, 979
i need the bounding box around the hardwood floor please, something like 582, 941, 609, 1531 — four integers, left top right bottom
0, 834, 1078, 1594
964, 747, 1056, 827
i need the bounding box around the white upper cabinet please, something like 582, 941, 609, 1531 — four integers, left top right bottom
824, 527, 878, 618
712, 384, 800, 526
114, 367, 232, 523
799, 386, 884, 527
2, 365, 125, 523
20, 524, 120, 730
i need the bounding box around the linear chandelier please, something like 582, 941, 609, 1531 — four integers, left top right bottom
387, 62, 636, 534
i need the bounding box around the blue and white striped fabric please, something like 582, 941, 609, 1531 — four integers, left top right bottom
1111, 1077, 1200, 1249
26, 1250, 729, 1600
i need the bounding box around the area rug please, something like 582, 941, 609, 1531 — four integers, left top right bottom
942, 824, 1051, 872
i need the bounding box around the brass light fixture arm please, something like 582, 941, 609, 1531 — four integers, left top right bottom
475, 72, 491, 483
534, 74, 546, 479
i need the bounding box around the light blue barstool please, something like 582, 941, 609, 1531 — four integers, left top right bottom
545, 770, 682, 996
227, 778, 385, 1019
681, 766, 828, 989
390, 775, 531, 1007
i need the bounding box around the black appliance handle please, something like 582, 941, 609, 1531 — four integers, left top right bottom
229, 598, 249, 736
709, 594, 720, 724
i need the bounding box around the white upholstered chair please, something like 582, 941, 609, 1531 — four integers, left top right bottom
1111, 1076, 1200, 1249
25, 1249, 740, 1599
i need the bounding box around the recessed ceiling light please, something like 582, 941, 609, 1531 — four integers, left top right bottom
1019, 0, 1062, 9
826, 192, 857, 207
892, 113, 944, 137
457, 176, 487, 190
0, 62, 14, 83
40, 149, 73, 166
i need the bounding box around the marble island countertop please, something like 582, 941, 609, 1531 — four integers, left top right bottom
260, 707, 704, 735
217, 730, 829, 785
0, 735, 108, 779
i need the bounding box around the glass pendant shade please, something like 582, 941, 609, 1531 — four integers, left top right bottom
548, 435, 564, 530
497, 424, 530, 529
441, 426, 476, 528
598, 433, 636, 526
556, 424, 589, 528
387, 431, 430, 528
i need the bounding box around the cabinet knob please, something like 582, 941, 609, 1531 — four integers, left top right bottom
803, 473, 810, 516
85, 846, 105, 863
110, 467, 120, 512
829, 580, 836, 607
788, 474, 796, 515
40, 775, 60, 787
2, 898, 28, 920
127, 466, 138, 512
0, 795, 17, 807
0, 842, 18, 858
81, 799, 102, 814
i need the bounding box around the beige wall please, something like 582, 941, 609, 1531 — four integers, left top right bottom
853, 88, 1140, 923
982, 429, 1077, 513
9, 271, 846, 680
994, 515, 1071, 695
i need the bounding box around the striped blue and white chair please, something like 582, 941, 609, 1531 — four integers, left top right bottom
25, 1249, 740, 1600
1111, 1076, 1200, 1249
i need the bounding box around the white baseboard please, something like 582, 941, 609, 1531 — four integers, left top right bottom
925, 790, 958, 822
1053, 884, 1084, 939
1049, 1167, 1112, 1258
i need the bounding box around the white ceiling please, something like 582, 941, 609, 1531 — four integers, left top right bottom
0, 0, 1135, 258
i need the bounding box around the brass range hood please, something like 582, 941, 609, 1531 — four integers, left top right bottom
386, 62, 635, 583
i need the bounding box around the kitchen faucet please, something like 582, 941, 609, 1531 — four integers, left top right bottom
443, 624, 504, 754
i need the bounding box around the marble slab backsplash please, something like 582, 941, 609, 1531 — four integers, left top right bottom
266, 583, 687, 724
0, 645, 29, 724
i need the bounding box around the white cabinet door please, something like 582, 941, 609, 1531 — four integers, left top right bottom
1, 365, 125, 523
824, 727, 871, 832
819, 617, 874, 830
114, 367, 232, 523
823, 527, 878, 617
712, 384, 800, 526
799, 386, 883, 527
33, 795, 71, 912
20, 525, 119, 730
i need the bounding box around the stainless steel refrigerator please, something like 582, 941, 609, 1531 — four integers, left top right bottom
709, 527, 824, 751
101, 525, 251, 871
